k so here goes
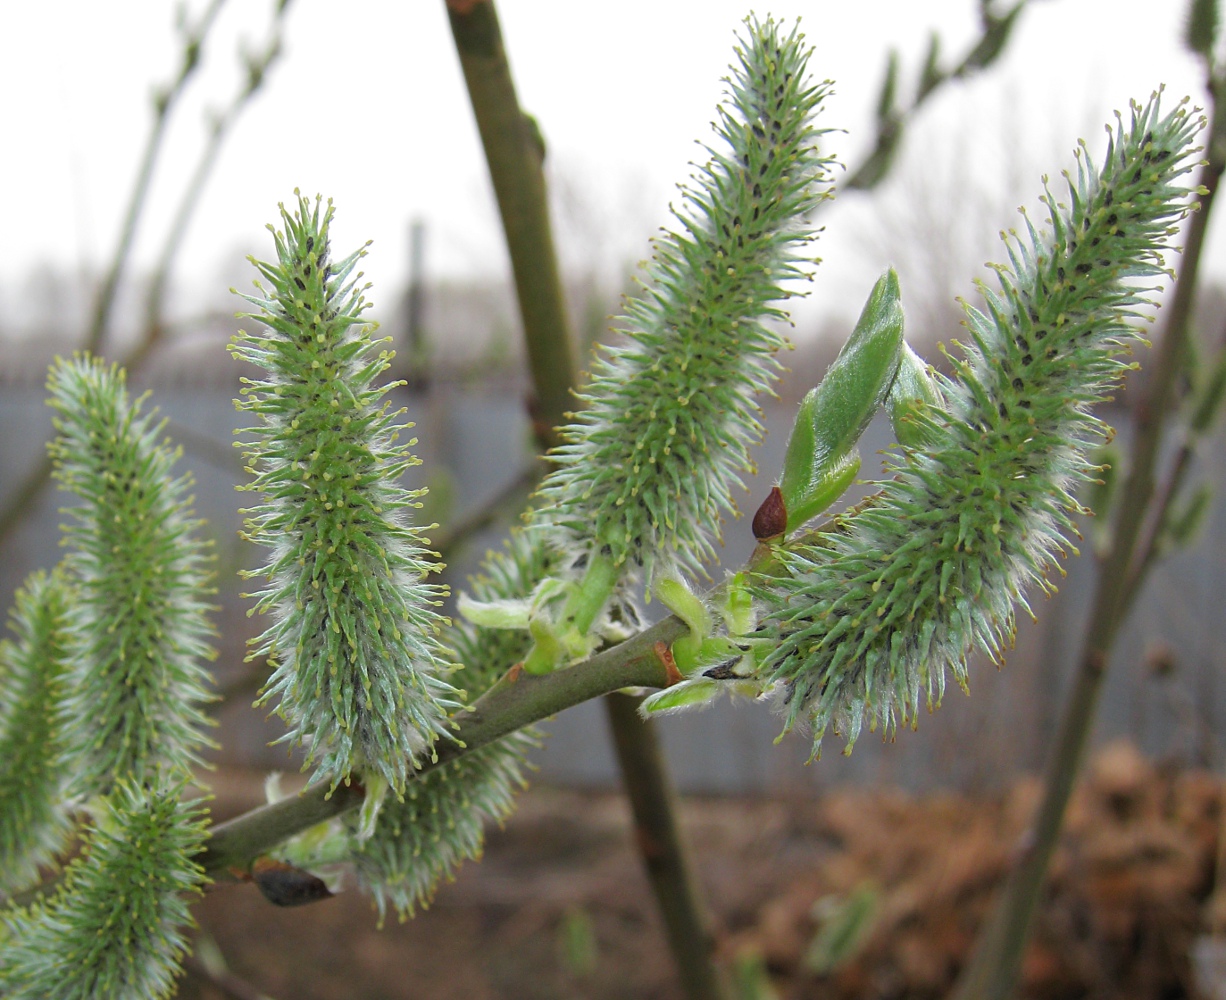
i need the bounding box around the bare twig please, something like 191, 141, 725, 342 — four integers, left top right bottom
86, 0, 226, 357
184, 936, 278, 1000
434, 462, 539, 564
184, 956, 275, 1000
0, 2, 291, 545
845, 1, 1029, 191
130, 2, 293, 373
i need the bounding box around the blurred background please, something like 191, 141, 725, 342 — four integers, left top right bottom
3, 1, 1226, 997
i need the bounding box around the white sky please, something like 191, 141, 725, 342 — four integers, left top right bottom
0, 1, 1215, 337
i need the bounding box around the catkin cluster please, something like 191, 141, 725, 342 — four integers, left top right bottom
0, 779, 207, 1000
1, 359, 217, 997
757, 97, 1201, 756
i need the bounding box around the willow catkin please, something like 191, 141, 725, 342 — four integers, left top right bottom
47, 357, 216, 795
536, 17, 835, 582
231, 194, 458, 794
757, 97, 1201, 757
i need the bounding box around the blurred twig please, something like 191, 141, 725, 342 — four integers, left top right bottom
1120, 311, 1226, 608
87, 0, 226, 357
0, 2, 292, 545
185, 929, 278, 1000
434, 463, 538, 563
129, 1, 293, 373
845, 0, 1029, 191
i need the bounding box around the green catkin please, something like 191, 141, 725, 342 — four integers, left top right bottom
231, 193, 458, 794
536, 17, 835, 580
0, 777, 207, 999
757, 96, 1201, 757
0, 571, 73, 894
47, 357, 216, 795
352, 530, 559, 921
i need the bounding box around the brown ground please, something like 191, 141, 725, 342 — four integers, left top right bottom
181, 741, 1224, 1000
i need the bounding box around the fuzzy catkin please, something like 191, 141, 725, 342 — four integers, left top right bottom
0, 571, 73, 894
352, 531, 558, 920
0, 778, 207, 1000
536, 17, 834, 580
47, 356, 216, 795
757, 97, 1201, 756
232, 194, 457, 794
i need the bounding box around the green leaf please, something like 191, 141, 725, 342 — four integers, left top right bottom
1165, 482, 1212, 547
557, 905, 598, 976
917, 32, 944, 101
456, 594, 532, 630
888, 342, 944, 449
960, 1, 1025, 73
640, 678, 722, 715
875, 49, 899, 122
805, 882, 880, 974
776, 269, 905, 534
1190, 344, 1226, 432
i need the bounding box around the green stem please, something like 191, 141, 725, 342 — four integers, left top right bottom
950, 98, 1225, 1000
201, 615, 685, 877
444, 6, 727, 996
561, 549, 619, 636
445, 0, 576, 449
604, 693, 733, 1000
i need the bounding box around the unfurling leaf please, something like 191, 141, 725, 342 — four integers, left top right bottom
769, 269, 904, 536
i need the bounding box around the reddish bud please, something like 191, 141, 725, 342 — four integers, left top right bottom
752, 486, 787, 540
252, 857, 334, 907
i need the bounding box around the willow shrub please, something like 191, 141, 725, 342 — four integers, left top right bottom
0, 15, 1202, 998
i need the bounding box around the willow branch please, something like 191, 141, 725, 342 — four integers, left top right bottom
200, 615, 684, 877
606, 693, 732, 1000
